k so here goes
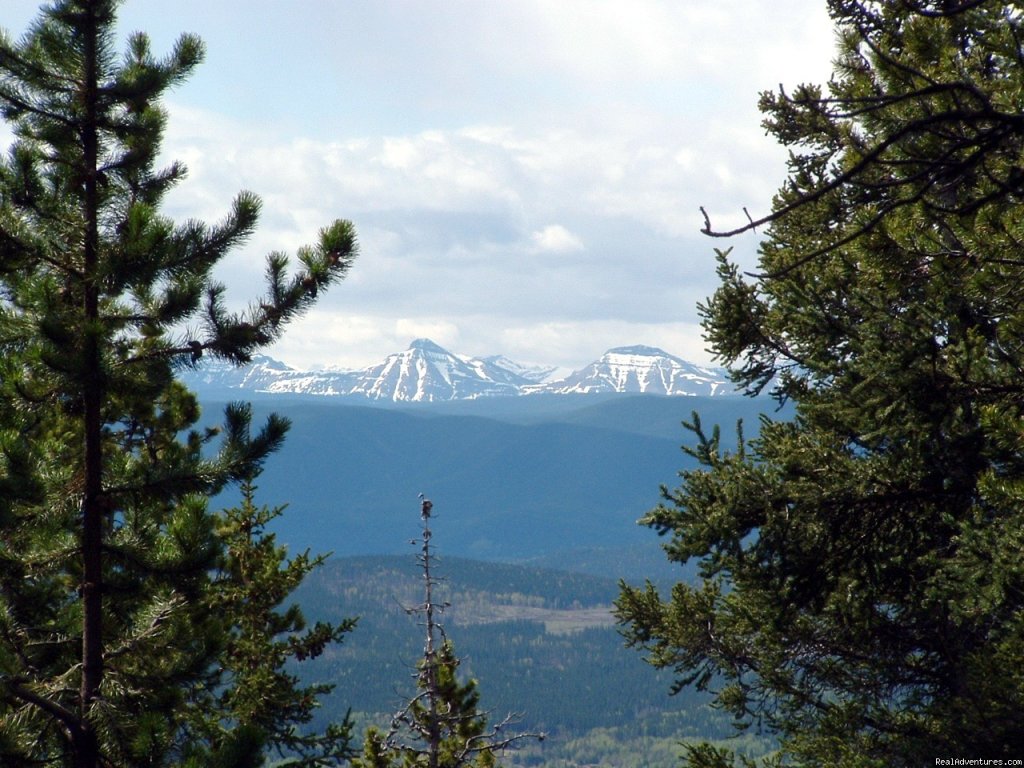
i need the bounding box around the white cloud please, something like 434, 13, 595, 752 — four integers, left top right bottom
495, 319, 717, 370
530, 225, 584, 254
467, 0, 833, 97
272, 312, 717, 373
270, 313, 462, 370
152, 108, 782, 368
3, 0, 837, 370
394, 318, 461, 349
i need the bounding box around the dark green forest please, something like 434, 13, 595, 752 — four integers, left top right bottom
298, 556, 696, 733
199, 393, 782, 563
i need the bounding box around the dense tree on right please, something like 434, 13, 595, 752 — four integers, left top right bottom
616, 2, 1024, 765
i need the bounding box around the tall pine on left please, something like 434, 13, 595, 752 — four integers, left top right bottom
0, 2, 357, 766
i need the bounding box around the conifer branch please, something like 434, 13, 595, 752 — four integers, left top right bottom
2, 676, 81, 733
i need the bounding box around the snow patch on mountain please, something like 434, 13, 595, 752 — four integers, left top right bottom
528, 345, 728, 397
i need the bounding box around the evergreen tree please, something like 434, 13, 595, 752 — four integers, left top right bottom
353, 498, 542, 768
0, 1, 357, 765
356, 642, 501, 768
617, 2, 1024, 765
199, 471, 358, 766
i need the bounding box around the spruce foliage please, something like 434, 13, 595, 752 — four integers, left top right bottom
200, 472, 357, 766
618, 2, 1024, 765
356, 641, 501, 768
0, 1, 357, 765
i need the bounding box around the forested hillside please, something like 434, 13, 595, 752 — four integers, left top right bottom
292, 556, 774, 766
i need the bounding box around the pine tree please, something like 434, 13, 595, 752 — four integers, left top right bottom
0, 2, 357, 765
199, 469, 358, 766
353, 498, 543, 768
617, 2, 1024, 765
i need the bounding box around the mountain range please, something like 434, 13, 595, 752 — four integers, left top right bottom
181, 338, 734, 401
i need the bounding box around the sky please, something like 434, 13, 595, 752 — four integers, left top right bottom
2, 1, 837, 371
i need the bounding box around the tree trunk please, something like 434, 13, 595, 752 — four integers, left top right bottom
78, 2, 103, 765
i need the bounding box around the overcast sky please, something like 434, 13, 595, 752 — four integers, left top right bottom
3, 1, 836, 370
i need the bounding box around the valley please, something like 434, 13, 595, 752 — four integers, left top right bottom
204, 391, 786, 563
197, 382, 789, 766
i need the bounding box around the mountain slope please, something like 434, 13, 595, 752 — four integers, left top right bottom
182, 355, 357, 395
206, 393, 781, 564
480, 354, 558, 383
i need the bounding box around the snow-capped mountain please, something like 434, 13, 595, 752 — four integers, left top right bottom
180, 339, 733, 401
529, 345, 729, 397
182, 355, 358, 395
346, 338, 531, 401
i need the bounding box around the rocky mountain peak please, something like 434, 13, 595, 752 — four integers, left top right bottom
407, 338, 449, 354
